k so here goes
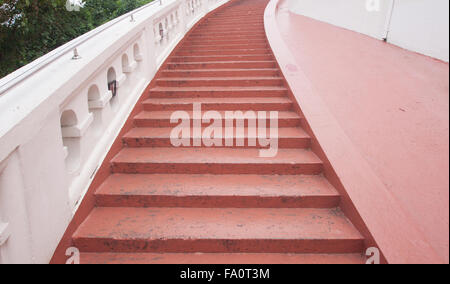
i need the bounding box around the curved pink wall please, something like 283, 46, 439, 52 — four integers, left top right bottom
266, 0, 449, 263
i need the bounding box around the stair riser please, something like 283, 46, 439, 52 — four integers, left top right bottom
193, 31, 264, 35
198, 25, 263, 30
134, 118, 301, 128
166, 62, 277, 70
188, 35, 266, 40
177, 49, 270, 56
197, 27, 264, 32
197, 19, 263, 22
156, 79, 283, 88
111, 163, 323, 175
143, 102, 291, 111
205, 16, 264, 19
123, 137, 310, 149
149, 90, 287, 98
190, 33, 267, 38
208, 15, 265, 19
194, 28, 266, 33
181, 43, 269, 49
208, 13, 266, 16
73, 239, 363, 254
203, 20, 264, 23
170, 55, 272, 62
196, 24, 264, 28
189, 30, 265, 34
184, 36, 267, 41
79, 253, 366, 264
185, 43, 268, 49
161, 70, 280, 77
95, 195, 339, 208
185, 44, 268, 50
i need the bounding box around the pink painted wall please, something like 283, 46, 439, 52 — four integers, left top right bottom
276, 8, 449, 262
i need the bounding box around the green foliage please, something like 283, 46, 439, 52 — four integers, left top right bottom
0, 0, 153, 78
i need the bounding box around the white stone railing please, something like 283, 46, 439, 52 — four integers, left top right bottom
0, 0, 230, 264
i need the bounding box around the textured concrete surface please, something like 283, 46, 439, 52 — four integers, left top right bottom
95, 174, 340, 208
73, 207, 363, 253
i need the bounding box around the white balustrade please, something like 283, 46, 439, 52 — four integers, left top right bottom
0, 0, 230, 263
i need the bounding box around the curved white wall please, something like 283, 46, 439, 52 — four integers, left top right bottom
388, 0, 449, 62
288, 0, 449, 62
288, 0, 392, 39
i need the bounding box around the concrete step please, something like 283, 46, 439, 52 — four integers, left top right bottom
123, 127, 310, 148
185, 37, 267, 43
198, 24, 263, 30
187, 32, 267, 39
187, 35, 267, 41
161, 68, 280, 78
148, 86, 288, 98
194, 28, 267, 33
111, 147, 323, 175
80, 253, 366, 264
156, 77, 283, 87
142, 97, 292, 111
197, 16, 263, 20
73, 207, 364, 253
207, 15, 265, 19
177, 49, 270, 56
95, 174, 339, 208
184, 43, 268, 50
199, 20, 263, 24
203, 19, 264, 23
170, 55, 272, 62
134, 110, 301, 127
166, 61, 277, 70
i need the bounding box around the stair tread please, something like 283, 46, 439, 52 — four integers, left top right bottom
186, 45, 268, 48
80, 253, 365, 264
124, 127, 308, 139
161, 69, 279, 77
188, 34, 266, 40
167, 60, 276, 64
112, 148, 322, 165
174, 52, 269, 54
180, 53, 268, 57
184, 40, 267, 44
157, 77, 282, 81
150, 86, 287, 92
96, 174, 337, 198
144, 96, 290, 103
135, 110, 299, 119
178, 50, 270, 54
74, 207, 363, 241
163, 68, 277, 72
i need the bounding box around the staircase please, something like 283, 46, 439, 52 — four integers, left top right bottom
73, 0, 365, 264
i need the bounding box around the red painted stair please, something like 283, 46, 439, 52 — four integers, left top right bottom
73, 207, 363, 254
72, 0, 366, 264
